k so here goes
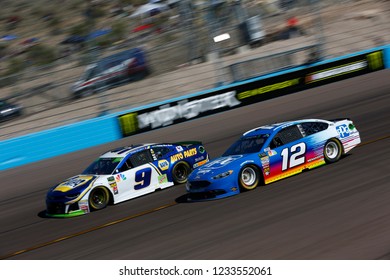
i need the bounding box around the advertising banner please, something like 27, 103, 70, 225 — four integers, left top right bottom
118, 50, 385, 137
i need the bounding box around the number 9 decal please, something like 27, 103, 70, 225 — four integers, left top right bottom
134, 168, 152, 190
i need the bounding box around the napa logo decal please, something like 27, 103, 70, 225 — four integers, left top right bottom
158, 160, 169, 171
55, 176, 94, 192
336, 124, 350, 138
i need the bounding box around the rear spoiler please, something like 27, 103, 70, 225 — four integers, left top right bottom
173, 141, 202, 147
329, 118, 351, 123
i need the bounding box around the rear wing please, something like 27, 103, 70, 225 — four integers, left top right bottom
329, 118, 351, 123
173, 141, 203, 147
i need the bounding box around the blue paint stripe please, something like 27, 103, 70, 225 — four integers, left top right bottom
0, 116, 122, 170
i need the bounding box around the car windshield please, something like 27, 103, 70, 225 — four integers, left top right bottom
82, 157, 123, 175
223, 134, 269, 156
81, 66, 98, 81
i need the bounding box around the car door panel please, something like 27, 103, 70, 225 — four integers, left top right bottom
265, 125, 306, 183
113, 163, 162, 203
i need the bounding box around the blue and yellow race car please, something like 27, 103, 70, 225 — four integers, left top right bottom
46, 142, 209, 217
186, 118, 361, 200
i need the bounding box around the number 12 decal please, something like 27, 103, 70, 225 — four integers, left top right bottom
134, 167, 152, 190
281, 143, 306, 171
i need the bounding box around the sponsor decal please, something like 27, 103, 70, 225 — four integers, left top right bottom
109, 182, 118, 194
170, 148, 198, 163
176, 146, 184, 152
115, 174, 127, 182
194, 156, 205, 162
158, 174, 168, 184
264, 147, 277, 156
267, 150, 277, 156
171, 153, 184, 163
237, 78, 301, 100
184, 148, 197, 158
199, 146, 205, 153
107, 176, 115, 182
259, 154, 270, 175
79, 200, 90, 213
336, 124, 350, 138
193, 159, 209, 169
260, 155, 270, 165
158, 160, 169, 171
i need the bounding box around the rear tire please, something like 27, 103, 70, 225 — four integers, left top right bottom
239, 165, 260, 191
89, 187, 110, 211
324, 139, 343, 163
172, 161, 191, 184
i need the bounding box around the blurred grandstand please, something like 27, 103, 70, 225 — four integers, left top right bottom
0, 0, 389, 140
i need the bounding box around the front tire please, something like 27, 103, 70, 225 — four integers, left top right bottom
89, 187, 110, 211
239, 165, 260, 191
324, 139, 343, 163
172, 161, 191, 184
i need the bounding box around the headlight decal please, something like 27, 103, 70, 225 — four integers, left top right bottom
212, 170, 233, 180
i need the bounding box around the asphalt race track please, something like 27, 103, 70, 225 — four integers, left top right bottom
0, 70, 389, 260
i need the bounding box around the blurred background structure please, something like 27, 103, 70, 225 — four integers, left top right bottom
0, 0, 389, 140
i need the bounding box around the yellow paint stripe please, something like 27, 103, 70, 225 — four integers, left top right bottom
0, 201, 177, 260
357, 135, 389, 147
149, 163, 162, 175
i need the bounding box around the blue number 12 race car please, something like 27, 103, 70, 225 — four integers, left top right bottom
46, 142, 209, 217
186, 118, 361, 200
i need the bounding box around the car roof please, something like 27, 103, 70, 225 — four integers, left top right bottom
99, 143, 155, 158
243, 119, 330, 137
99, 48, 142, 64
99, 143, 181, 158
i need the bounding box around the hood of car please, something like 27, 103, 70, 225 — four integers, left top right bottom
52, 175, 97, 193
190, 154, 254, 179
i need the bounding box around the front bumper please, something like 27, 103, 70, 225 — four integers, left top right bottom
186, 178, 240, 201
46, 199, 89, 218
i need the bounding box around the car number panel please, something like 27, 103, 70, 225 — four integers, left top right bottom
113, 163, 173, 204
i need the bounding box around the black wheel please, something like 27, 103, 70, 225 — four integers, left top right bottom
72, 91, 82, 100
324, 139, 343, 163
89, 187, 110, 211
239, 165, 260, 191
172, 161, 191, 184
73, 87, 94, 100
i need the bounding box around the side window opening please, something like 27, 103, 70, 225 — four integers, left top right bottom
270, 137, 283, 149
86, 67, 98, 80
129, 150, 153, 167
117, 159, 133, 173
299, 122, 329, 136
151, 147, 171, 160
270, 125, 303, 148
